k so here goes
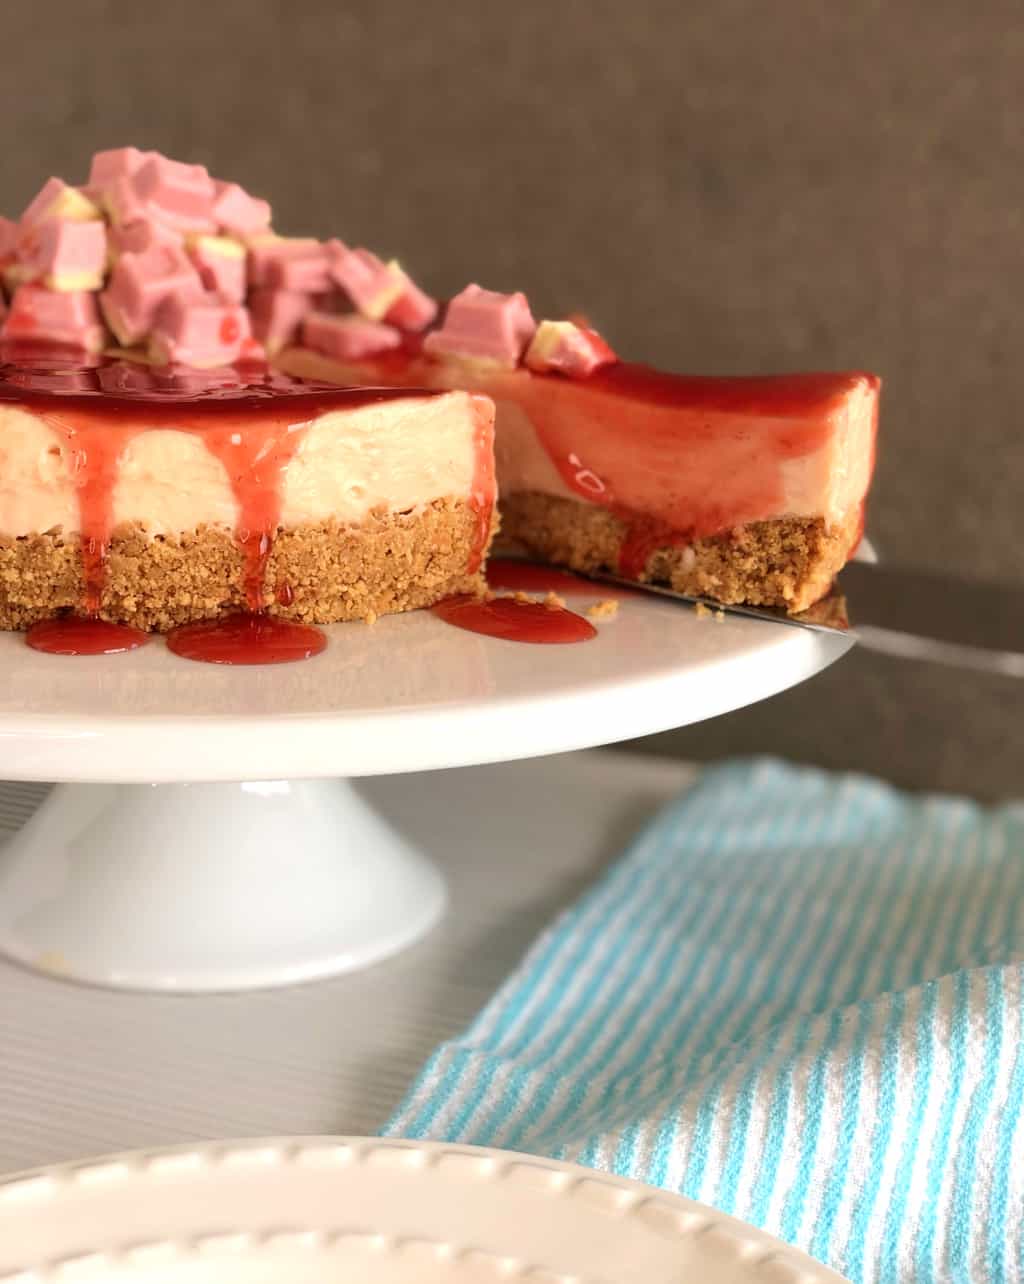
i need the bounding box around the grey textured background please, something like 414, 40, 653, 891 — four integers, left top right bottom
2, 1, 1021, 797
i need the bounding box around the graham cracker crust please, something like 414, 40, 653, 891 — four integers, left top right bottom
0, 497, 490, 631
496, 491, 860, 613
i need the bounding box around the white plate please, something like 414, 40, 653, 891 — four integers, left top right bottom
0, 591, 852, 991
0, 591, 851, 784
0, 1137, 846, 1283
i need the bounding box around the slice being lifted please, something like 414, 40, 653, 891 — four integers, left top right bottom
0, 147, 879, 630
280, 341, 878, 616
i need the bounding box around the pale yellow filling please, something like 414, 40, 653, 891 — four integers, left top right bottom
0, 392, 485, 539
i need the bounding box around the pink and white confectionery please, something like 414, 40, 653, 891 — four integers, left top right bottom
0, 146, 880, 656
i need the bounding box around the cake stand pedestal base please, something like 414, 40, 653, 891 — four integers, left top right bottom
0, 779, 445, 993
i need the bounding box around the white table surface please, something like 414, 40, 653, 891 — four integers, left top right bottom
0, 750, 695, 1177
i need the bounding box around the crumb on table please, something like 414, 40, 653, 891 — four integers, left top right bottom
586, 599, 620, 620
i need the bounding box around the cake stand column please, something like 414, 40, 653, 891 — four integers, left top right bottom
0, 778, 445, 992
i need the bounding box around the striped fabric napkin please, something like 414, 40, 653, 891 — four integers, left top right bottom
384, 759, 1024, 1284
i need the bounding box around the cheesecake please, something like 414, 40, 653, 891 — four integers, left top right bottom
0, 147, 879, 632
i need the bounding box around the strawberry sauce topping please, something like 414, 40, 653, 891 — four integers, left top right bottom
26, 615, 150, 656
430, 594, 597, 644
167, 612, 327, 665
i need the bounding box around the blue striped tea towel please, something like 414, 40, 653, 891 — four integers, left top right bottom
384, 759, 1024, 1283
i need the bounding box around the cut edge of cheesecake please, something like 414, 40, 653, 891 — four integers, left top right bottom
277, 345, 879, 617
0, 377, 497, 631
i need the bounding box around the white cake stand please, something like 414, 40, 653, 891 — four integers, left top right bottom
0, 589, 852, 992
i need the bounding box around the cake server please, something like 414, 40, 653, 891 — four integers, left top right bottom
589, 561, 1024, 678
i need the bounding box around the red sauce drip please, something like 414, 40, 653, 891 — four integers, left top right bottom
615, 517, 693, 580
431, 594, 597, 644
0, 353, 441, 613
167, 612, 327, 665
276, 580, 295, 606
219, 315, 241, 345
198, 415, 311, 611
467, 397, 497, 574
26, 615, 150, 655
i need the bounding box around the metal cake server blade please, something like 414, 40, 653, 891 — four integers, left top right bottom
837, 561, 1024, 677
586, 561, 1024, 677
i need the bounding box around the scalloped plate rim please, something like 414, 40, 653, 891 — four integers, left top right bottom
0, 1135, 847, 1283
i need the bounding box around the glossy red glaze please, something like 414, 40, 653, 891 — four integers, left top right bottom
26, 615, 150, 655
431, 594, 597, 644
166, 612, 327, 665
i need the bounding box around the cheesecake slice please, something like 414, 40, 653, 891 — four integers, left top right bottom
279, 345, 878, 614
0, 356, 495, 631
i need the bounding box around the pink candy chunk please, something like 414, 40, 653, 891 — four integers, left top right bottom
247, 237, 321, 287
149, 294, 251, 367
109, 218, 182, 257
20, 177, 99, 228
265, 243, 331, 293
524, 319, 618, 378
301, 312, 402, 361
1, 285, 107, 352
423, 283, 536, 367
248, 288, 312, 354
88, 147, 150, 188
19, 219, 108, 291
99, 243, 203, 345
212, 181, 272, 236
329, 245, 405, 320
385, 269, 438, 331
103, 174, 153, 228
187, 237, 247, 303
132, 154, 216, 231
20, 178, 64, 226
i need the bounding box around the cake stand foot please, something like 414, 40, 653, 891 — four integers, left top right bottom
0, 779, 446, 993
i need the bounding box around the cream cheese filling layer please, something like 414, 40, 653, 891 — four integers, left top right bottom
277, 348, 876, 532
0, 393, 484, 538
491, 393, 872, 529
